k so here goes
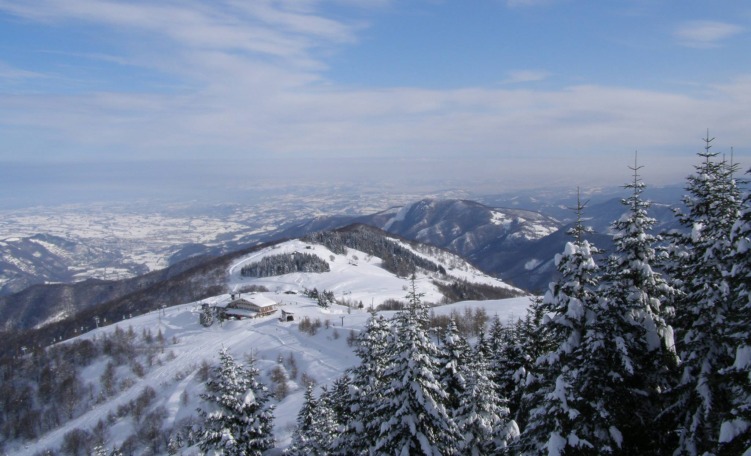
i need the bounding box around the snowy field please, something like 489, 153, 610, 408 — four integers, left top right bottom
0, 187, 470, 281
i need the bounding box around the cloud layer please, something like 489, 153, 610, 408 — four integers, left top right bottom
0, 1, 749, 191
673, 20, 745, 48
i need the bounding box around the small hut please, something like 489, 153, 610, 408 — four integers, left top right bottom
280, 309, 295, 322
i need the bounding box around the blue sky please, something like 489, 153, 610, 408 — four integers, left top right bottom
0, 0, 750, 200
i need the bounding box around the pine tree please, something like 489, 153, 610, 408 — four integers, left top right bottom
664, 134, 743, 455
372, 277, 461, 455
197, 348, 275, 455
331, 307, 391, 455
435, 318, 470, 415
455, 340, 520, 455
516, 296, 557, 431
321, 374, 352, 428
287, 384, 318, 455
286, 384, 338, 455
492, 316, 527, 419
586, 156, 678, 453
718, 167, 751, 454
315, 388, 340, 453
200, 304, 214, 327
520, 190, 603, 455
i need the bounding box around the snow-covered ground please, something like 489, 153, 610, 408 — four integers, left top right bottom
0, 187, 470, 282
15, 240, 531, 455
226, 239, 521, 308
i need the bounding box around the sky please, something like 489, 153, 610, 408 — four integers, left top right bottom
0, 0, 750, 205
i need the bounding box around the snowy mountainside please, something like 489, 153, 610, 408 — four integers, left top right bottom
379, 198, 558, 245
487, 197, 682, 293
0, 225, 522, 355
0, 233, 146, 296
361, 199, 560, 286
175, 199, 562, 288
8, 239, 531, 454
0, 188, 467, 296
0, 188, 684, 299
226, 234, 523, 308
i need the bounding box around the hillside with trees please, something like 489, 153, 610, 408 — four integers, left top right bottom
287, 136, 751, 455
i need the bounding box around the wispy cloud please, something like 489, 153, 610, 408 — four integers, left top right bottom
673, 20, 744, 48
0, 61, 45, 80
0, 0, 359, 71
500, 70, 550, 85
0, 0, 749, 189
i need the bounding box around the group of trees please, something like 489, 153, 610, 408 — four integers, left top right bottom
287, 281, 520, 455
0, 325, 173, 455
240, 252, 330, 278
303, 288, 336, 308
196, 348, 275, 455
305, 227, 447, 278
288, 138, 751, 455
519, 140, 751, 455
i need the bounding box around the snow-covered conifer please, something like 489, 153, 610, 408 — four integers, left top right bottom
199, 304, 214, 327
520, 191, 603, 455
664, 134, 743, 455
515, 296, 556, 430
372, 277, 461, 455
583, 157, 678, 452
286, 384, 337, 455
197, 347, 275, 456
719, 167, 751, 454
492, 316, 526, 419
455, 344, 519, 455
436, 318, 470, 415
321, 374, 352, 427
331, 307, 391, 455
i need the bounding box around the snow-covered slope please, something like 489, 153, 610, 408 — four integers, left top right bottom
0, 233, 145, 296
13, 240, 531, 454
226, 238, 522, 307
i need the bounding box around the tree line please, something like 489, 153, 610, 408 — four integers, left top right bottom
304, 227, 448, 278
240, 252, 330, 278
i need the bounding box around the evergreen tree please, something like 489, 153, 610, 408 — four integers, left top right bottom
493, 317, 527, 419
718, 167, 751, 454
331, 307, 391, 455
321, 375, 353, 428
315, 388, 340, 453
286, 384, 338, 455
520, 191, 603, 455
200, 304, 214, 327
435, 318, 470, 415
372, 277, 461, 455
455, 347, 519, 455
474, 329, 492, 361
583, 156, 678, 453
197, 348, 275, 455
664, 134, 742, 455
516, 296, 557, 430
